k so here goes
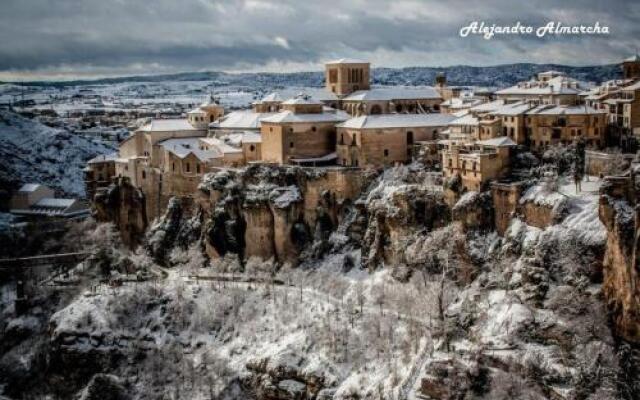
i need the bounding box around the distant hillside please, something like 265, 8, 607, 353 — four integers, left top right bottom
0, 110, 115, 196
13, 63, 622, 89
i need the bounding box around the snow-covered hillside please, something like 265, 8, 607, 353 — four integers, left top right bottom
0, 110, 114, 196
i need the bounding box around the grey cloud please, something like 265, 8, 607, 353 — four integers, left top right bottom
0, 0, 639, 78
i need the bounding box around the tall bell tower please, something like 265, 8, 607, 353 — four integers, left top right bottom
622, 54, 640, 80
325, 58, 370, 97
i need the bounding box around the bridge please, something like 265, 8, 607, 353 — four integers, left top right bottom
0, 252, 91, 315
0, 252, 91, 270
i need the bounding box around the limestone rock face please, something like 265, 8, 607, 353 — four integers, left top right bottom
361, 183, 450, 270
93, 178, 147, 247
244, 351, 338, 400
598, 175, 640, 343
196, 165, 371, 265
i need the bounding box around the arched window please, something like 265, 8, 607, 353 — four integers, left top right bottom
249, 144, 255, 152
340, 133, 344, 145
142, 170, 146, 180
407, 131, 414, 144
186, 163, 190, 173
370, 104, 382, 115
395, 104, 403, 113
172, 162, 175, 172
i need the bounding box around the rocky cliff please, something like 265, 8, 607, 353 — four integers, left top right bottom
93, 177, 147, 247
599, 174, 640, 343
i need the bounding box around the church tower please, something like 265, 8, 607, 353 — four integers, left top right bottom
622, 54, 640, 80
325, 58, 370, 97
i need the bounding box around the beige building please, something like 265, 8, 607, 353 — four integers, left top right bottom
524, 104, 607, 151
10, 184, 89, 220
341, 87, 443, 115
496, 71, 592, 105
623, 54, 640, 80
10, 183, 55, 210
260, 96, 349, 165
442, 137, 516, 192
325, 58, 370, 96
336, 113, 455, 167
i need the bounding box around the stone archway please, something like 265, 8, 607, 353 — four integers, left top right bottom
370, 104, 382, 115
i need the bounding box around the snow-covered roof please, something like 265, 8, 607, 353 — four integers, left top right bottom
260, 92, 284, 102
187, 108, 206, 115
281, 95, 323, 105
216, 131, 262, 147
35, 198, 76, 208
88, 153, 120, 164
159, 137, 222, 161
261, 110, 349, 124
198, 137, 242, 154
138, 119, 198, 132
496, 76, 592, 96
18, 183, 43, 192
337, 113, 455, 129
489, 101, 534, 116
526, 104, 605, 115
449, 113, 479, 126
325, 58, 368, 64
476, 137, 517, 147
343, 86, 441, 101
211, 110, 278, 130
468, 100, 506, 113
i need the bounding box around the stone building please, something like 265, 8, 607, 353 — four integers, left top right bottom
341, 87, 443, 116
524, 104, 607, 150
10, 183, 89, 220
442, 137, 516, 191
335, 113, 455, 167
260, 95, 349, 165
496, 71, 592, 105
325, 58, 371, 96
622, 54, 640, 80
84, 154, 119, 200
187, 95, 224, 129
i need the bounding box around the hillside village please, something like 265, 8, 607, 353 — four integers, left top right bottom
3, 56, 640, 400
86, 56, 640, 221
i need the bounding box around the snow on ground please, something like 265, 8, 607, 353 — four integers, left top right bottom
0, 110, 114, 195
49, 264, 433, 399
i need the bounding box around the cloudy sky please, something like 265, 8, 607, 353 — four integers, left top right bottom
1, 0, 639, 80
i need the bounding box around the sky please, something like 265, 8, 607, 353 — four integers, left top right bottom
1, 0, 639, 81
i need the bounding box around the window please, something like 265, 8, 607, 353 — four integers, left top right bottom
196, 164, 201, 174
384, 149, 389, 157
186, 163, 190, 173
269, 127, 273, 132
407, 131, 414, 144
142, 170, 146, 180
172, 162, 175, 172
311, 126, 316, 132
249, 144, 255, 152
340, 133, 344, 145
289, 142, 294, 148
